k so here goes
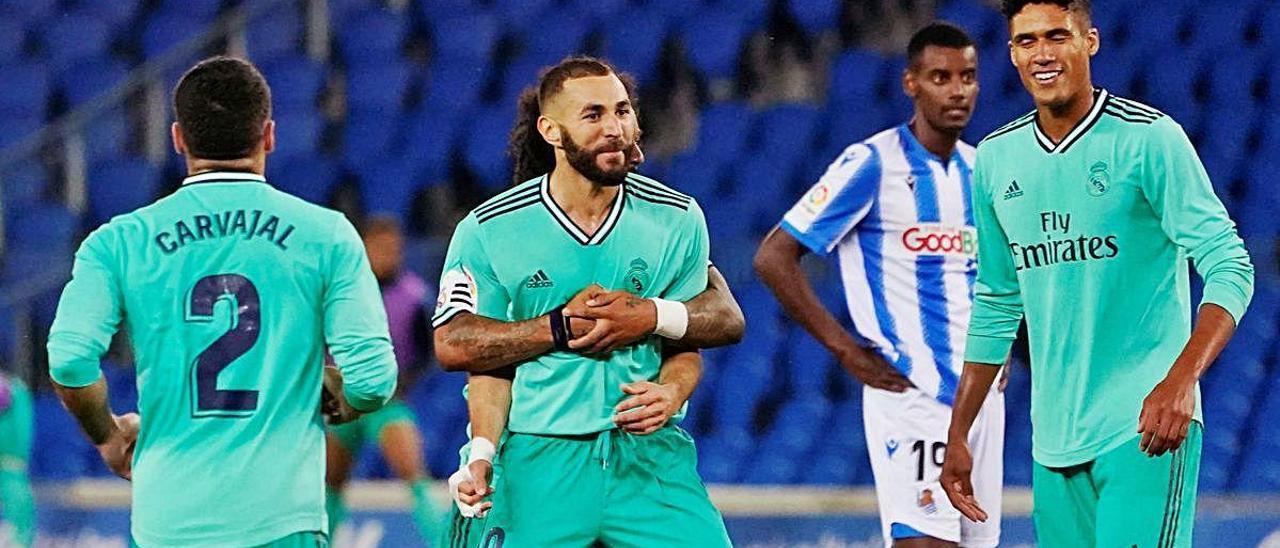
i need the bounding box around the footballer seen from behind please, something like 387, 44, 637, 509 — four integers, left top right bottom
46, 57, 398, 547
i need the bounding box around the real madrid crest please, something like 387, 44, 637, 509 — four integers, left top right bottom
1087, 160, 1110, 197
626, 258, 651, 294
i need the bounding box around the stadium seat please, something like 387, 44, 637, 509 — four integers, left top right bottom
1206, 50, 1263, 107
158, 0, 223, 21
42, 12, 111, 72
680, 8, 749, 82
0, 63, 49, 117
271, 108, 324, 156
1092, 44, 1142, 98
496, 0, 556, 35
428, 9, 499, 65
88, 157, 160, 225
260, 56, 326, 111
0, 19, 23, 65
518, 14, 590, 68
0, 161, 48, 208
267, 153, 340, 205
601, 8, 668, 84
462, 105, 516, 192
691, 101, 754, 170
82, 112, 134, 165
77, 0, 142, 31
935, 0, 1004, 47
345, 62, 412, 114
0, 112, 42, 150
356, 155, 421, 221
60, 57, 131, 107
498, 54, 549, 106
1139, 48, 1203, 129
828, 49, 887, 106
338, 8, 408, 67
786, 0, 841, 37
1128, 0, 1191, 50
728, 155, 794, 233
31, 392, 94, 479
142, 10, 209, 58
0, 0, 57, 25
1188, 4, 1253, 53
246, 4, 303, 63
6, 201, 76, 254
753, 103, 821, 169
402, 107, 463, 183
341, 112, 401, 168
422, 59, 488, 112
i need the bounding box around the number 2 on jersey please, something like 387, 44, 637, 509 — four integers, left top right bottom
186, 274, 261, 418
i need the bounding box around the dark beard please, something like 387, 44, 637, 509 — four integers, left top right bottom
560, 130, 633, 187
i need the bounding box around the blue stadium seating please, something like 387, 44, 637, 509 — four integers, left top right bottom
519, 13, 590, 68
261, 56, 327, 111
345, 62, 412, 113
787, 0, 841, 37
0, 63, 49, 117
428, 9, 499, 65
0, 19, 22, 65
266, 153, 340, 205
680, 9, 748, 81
342, 112, 401, 168
60, 58, 131, 107
246, 4, 304, 63
462, 105, 516, 191
77, 0, 141, 31
0, 161, 47, 208
142, 10, 208, 58
357, 155, 421, 221
43, 12, 111, 73
338, 8, 408, 68
601, 8, 667, 84
87, 157, 159, 225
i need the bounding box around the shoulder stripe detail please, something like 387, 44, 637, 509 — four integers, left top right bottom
981, 119, 1033, 144
626, 187, 689, 210
475, 186, 539, 217
1111, 97, 1164, 117
477, 196, 541, 223
626, 182, 691, 206
625, 174, 692, 201
1106, 101, 1160, 121
1103, 106, 1157, 125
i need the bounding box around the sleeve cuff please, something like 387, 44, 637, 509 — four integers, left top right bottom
49, 359, 104, 388
779, 220, 833, 256
1201, 283, 1253, 326
964, 334, 1014, 365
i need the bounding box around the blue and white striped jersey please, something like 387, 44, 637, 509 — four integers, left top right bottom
781, 124, 977, 405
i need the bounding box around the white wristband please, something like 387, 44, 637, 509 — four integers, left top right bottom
651, 298, 689, 340
468, 437, 496, 464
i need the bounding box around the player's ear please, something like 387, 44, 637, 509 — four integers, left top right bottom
902, 67, 918, 99
1086, 27, 1100, 56
261, 119, 276, 154
537, 115, 561, 148
171, 122, 187, 155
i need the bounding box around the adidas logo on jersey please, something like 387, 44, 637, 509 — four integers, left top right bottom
1003, 180, 1024, 200
526, 270, 554, 289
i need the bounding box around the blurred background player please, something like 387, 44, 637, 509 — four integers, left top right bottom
325, 214, 446, 544
755, 23, 1004, 548
0, 372, 34, 548
942, 1, 1254, 546
433, 56, 735, 547
45, 56, 398, 547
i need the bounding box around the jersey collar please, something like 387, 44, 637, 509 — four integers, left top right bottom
539, 174, 626, 246
1032, 88, 1109, 154
896, 122, 964, 168
182, 171, 267, 186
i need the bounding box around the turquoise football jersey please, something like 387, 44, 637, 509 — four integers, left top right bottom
47, 170, 398, 547
965, 90, 1254, 467
433, 173, 710, 435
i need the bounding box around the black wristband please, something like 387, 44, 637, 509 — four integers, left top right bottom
549, 305, 571, 351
